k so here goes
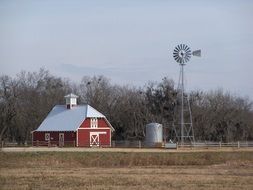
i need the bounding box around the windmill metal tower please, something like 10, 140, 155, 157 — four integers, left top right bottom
172, 44, 201, 145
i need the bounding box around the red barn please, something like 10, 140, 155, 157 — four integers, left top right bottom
32, 93, 114, 147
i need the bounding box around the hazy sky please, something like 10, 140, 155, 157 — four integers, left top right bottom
1, 0, 253, 98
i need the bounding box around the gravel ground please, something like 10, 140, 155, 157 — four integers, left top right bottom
1, 147, 253, 153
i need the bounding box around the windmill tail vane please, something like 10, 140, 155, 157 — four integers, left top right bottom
192, 49, 201, 57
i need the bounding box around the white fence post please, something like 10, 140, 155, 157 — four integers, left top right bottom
238, 141, 240, 149
219, 141, 221, 149
138, 141, 141, 148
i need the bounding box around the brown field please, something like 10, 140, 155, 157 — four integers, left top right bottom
0, 149, 253, 190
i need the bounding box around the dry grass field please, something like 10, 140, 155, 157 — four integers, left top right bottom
0, 149, 253, 190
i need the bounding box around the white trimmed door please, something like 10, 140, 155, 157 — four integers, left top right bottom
90, 132, 99, 147
89, 132, 106, 147
59, 133, 64, 147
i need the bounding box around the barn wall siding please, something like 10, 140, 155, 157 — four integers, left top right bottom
79, 118, 110, 128
33, 118, 112, 147
77, 117, 112, 147
33, 131, 76, 146
98, 119, 110, 128
77, 128, 111, 147
79, 118, 90, 128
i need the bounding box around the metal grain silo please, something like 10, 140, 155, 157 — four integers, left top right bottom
145, 123, 163, 147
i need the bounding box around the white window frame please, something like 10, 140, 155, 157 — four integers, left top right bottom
90, 118, 98, 128
45, 133, 50, 141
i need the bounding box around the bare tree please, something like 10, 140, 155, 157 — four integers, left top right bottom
0, 76, 18, 142
0, 69, 252, 143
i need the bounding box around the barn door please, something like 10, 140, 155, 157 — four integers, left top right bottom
90, 132, 99, 147
59, 133, 64, 147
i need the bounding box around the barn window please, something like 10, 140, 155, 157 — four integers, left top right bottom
90, 118, 98, 128
45, 133, 50, 141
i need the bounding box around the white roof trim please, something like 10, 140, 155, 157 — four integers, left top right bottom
105, 118, 115, 132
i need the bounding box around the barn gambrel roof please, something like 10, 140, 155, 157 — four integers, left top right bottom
35, 105, 114, 132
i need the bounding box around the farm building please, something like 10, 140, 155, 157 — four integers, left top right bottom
32, 93, 114, 147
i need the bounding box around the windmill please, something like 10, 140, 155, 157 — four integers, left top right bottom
172, 44, 201, 145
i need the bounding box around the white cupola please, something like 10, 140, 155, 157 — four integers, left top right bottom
64, 93, 78, 109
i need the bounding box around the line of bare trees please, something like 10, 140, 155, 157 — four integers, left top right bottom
0, 68, 252, 144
